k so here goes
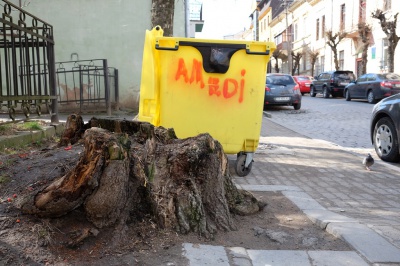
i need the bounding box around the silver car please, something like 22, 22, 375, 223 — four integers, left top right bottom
264, 73, 302, 110
370, 93, 400, 162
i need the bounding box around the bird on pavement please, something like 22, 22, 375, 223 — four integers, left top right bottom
363, 153, 374, 171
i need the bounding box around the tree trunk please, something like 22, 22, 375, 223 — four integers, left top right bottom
21, 117, 263, 241
358, 22, 371, 75
372, 10, 399, 73
151, 0, 175, 37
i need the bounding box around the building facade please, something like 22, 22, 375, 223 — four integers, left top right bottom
255, 0, 400, 77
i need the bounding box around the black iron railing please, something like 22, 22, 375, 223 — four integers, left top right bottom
55, 59, 119, 115
0, 0, 58, 122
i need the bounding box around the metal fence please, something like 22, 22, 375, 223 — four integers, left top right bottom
55, 59, 119, 115
0, 0, 58, 122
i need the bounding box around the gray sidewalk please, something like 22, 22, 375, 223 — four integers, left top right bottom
225, 117, 400, 265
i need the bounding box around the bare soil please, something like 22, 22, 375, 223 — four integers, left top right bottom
0, 138, 351, 265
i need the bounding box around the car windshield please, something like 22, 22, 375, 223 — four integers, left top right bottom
267, 75, 295, 85
378, 73, 400, 80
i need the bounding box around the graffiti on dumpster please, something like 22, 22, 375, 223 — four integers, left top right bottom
175, 58, 245, 103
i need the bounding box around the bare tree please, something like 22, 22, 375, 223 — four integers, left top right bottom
308, 50, 319, 77
272, 48, 282, 73
291, 51, 303, 75
357, 22, 372, 75
372, 9, 399, 72
151, 0, 175, 36
325, 30, 347, 70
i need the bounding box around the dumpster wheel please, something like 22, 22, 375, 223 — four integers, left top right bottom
235, 152, 253, 177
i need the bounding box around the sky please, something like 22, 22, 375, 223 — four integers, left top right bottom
196, 0, 254, 39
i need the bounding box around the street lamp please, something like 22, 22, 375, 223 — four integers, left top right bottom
281, 0, 293, 74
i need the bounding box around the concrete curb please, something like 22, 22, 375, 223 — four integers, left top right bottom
238, 184, 400, 265
0, 124, 65, 150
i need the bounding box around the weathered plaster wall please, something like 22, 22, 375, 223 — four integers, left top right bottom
20, 0, 185, 110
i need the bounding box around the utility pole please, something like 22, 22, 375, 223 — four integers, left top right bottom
282, 0, 292, 74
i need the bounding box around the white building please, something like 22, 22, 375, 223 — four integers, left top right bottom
254, 0, 400, 76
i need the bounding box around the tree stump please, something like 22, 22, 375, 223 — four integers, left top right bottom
21, 117, 263, 241
58, 113, 86, 146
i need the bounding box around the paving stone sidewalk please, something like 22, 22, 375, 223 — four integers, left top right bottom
226, 117, 400, 265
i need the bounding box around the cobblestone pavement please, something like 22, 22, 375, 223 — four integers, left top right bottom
233, 117, 400, 252
263, 96, 375, 155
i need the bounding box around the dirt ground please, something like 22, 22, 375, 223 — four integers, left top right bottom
0, 136, 351, 265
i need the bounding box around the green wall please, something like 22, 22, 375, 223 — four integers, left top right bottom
21, 0, 185, 110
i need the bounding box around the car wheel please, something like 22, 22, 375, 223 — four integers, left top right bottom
310, 86, 316, 97
345, 90, 351, 101
368, 90, 376, 104
323, 87, 330, 98
293, 102, 301, 110
373, 117, 400, 162
301, 92, 305, 96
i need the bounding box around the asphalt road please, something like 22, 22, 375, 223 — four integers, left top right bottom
263, 94, 376, 155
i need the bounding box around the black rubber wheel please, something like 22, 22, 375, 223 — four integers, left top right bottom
367, 90, 376, 104
310, 86, 316, 97
235, 153, 252, 177
345, 90, 351, 101
323, 87, 330, 98
373, 117, 400, 162
293, 102, 301, 110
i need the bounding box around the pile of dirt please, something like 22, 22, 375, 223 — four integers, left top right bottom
0, 139, 351, 265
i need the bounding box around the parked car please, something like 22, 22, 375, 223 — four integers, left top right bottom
293, 75, 313, 95
344, 73, 400, 104
264, 73, 302, 110
310, 70, 356, 98
370, 93, 400, 162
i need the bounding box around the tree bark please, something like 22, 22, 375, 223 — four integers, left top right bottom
326, 30, 347, 71
21, 117, 263, 241
151, 0, 175, 37
358, 22, 372, 75
372, 9, 399, 73
308, 50, 319, 77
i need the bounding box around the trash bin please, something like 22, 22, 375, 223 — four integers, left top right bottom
138, 26, 276, 176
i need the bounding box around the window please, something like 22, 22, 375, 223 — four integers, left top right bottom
320, 56, 325, 72
321, 15, 325, 37
303, 52, 307, 71
339, 50, 344, 69
367, 74, 376, 81
294, 23, 298, 41
381, 38, 389, 71
357, 74, 368, 82
316, 18, 320, 40
383, 0, 391, 11
340, 4, 345, 31
303, 16, 307, 37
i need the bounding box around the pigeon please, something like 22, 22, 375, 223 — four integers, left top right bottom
363, 153, 374, 171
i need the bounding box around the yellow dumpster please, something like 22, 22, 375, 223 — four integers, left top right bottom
138, 26, 275, 176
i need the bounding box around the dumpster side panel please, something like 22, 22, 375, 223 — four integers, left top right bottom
138, 28, 163, 125
158, 47, 268, 154
138, 28, 275, 155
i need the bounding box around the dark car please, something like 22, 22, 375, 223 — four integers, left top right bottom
264, 73, 302, 110
310, 70, 356, 98
344, 73, 400, 104
293, 75, 313, 95
370, 93, 400, 162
